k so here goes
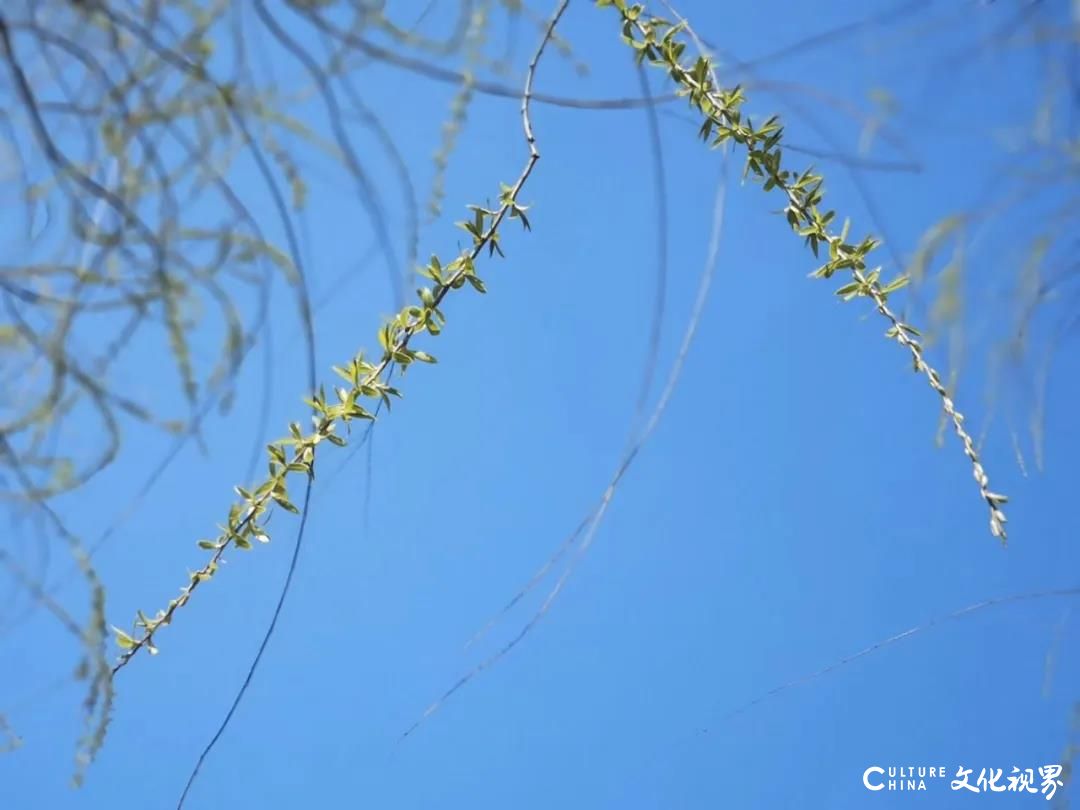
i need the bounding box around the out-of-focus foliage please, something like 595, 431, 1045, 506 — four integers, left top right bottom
0, 0, 579, 780
878, 0, 1079, 472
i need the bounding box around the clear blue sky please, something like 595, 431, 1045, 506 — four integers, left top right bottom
2, 1, 1078, 807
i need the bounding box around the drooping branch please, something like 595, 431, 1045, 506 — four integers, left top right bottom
111, 0, 572, 674
600, 0, 1007, 540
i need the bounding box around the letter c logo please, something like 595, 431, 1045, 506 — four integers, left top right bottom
864, 766, 885, 791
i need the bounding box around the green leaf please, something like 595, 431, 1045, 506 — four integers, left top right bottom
834, 282, 861, 297
273, 494, 300, 514
112, 627, 136, 650
880, 274, 911, 295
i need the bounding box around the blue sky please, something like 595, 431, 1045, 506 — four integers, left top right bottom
2, 0, 1078, 807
